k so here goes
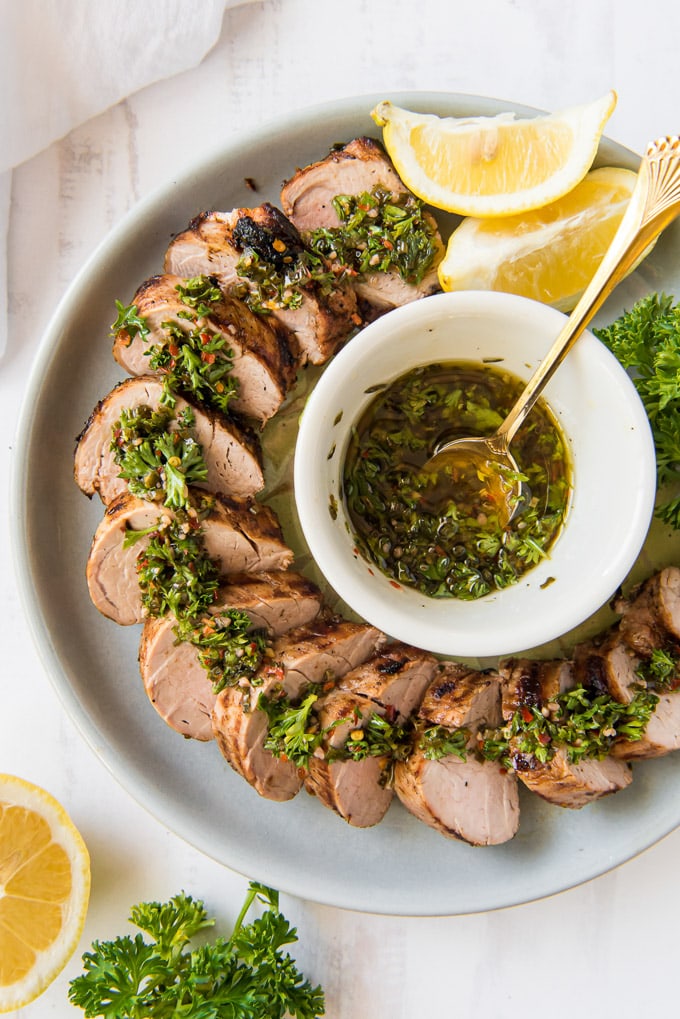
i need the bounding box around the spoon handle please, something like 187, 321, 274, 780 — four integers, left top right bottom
494, 136, 680, 452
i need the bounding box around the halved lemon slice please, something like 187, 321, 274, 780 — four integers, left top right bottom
371, 93, 617, 217
437, 166, 638, 311
0, 774, 90, 1012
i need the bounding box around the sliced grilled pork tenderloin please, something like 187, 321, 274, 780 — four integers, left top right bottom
304, 644, 437, 827
499, 658, 632, 808
211, 618, 385, 801
615, 566, 680, 658
139, 571, 324, 740
281, 137, 406, 230
335, 642, 439, 721
304, 690, 395, 828
280, 136, 443, 314
86, 491, 292, 626
393, 663, 520, 846
573, 624, 680, 760
74, 376, 263, 504
112, 273, 297, 425
164, 203, 359, 365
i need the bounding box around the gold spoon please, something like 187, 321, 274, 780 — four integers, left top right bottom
424, 135, 680, 523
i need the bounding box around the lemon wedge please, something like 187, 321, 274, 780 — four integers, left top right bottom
0, 774, 91, 1012
437, 166, 638, 311
371, 93, 617, 217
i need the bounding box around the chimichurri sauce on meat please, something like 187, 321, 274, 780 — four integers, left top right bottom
342, 361, 571, 600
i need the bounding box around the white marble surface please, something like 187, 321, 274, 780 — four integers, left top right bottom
4, 1, 680, 1015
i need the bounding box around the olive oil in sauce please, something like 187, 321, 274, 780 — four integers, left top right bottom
342, 361, 571, 600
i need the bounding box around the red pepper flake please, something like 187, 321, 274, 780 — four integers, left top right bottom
168, 344, 180, 357
520, 705, 534, 724
537, 732, 551, 746
389, 580, 401, 590
201, 332, 211, 345
202, 352, 216, 364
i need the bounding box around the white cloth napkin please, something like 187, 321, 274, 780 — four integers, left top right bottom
0, 0, 250, 359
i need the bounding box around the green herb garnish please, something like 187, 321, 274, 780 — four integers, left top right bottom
594, 292, 680, 527
135, 518, 220, 620
111, 405, 207, 511
260, 690, 324, 767
175, 274, 223, 315
148, 321, 239, 414
326, 712, 411, 764
111, 300, 150, 343
176, 610, 269, 694
481, 683, 658, 768
68, 882, 325, 1019
417, 724, 470, 761
635, 646, 680, 690
308, 186, 439, 284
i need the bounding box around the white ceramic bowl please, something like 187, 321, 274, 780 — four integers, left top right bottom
294, 290, 656, 658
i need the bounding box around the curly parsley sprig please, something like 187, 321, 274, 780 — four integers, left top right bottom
68, 883, 325, 1019
594, 292, 680, 527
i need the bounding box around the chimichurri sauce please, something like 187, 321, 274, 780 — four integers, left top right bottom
342, 361, 571, 600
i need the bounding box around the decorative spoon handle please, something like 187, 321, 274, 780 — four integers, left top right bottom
494, 136, 680, 452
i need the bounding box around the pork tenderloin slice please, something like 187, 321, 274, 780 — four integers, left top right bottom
212, 687, 302, 800
256, 618, 387, 701
500, 658, 632, 807
211, 619, 386, 801
304, 691, 394, 828
112, 273, 296, 425
164, 205, 359, 365
336, 642, 438, 722
280, 137, 408, 230
573, 628, 680, 760
139, 571, 323, 741
512, 750, 632, 808
281, 137, 443, 312
74, 375, 263, 504
420, 662, 504, 731
393, 664, 519, 846
393, 750, 519, 846
86, 491, 292, 626
615, 566, 680, 658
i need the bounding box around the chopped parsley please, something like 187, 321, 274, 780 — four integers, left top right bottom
134, 517, 220, 621
260, 692, 421, 772
417, 724, 470, 762
260, 690, 325, 767
308, 186, 439, 284
480, 683, 658, 769
111, 405, 207, 511
176, 610, 270, 694
175, 274, 223, 314
635, 645, 680, 690
111, 276, 240, 415
148, 320, 239, 414
111, 299, 150, 342
327, 712, 411, 765
593, 292, 680, 527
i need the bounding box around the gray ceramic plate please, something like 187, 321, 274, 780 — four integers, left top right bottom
12, 92, 680, 916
